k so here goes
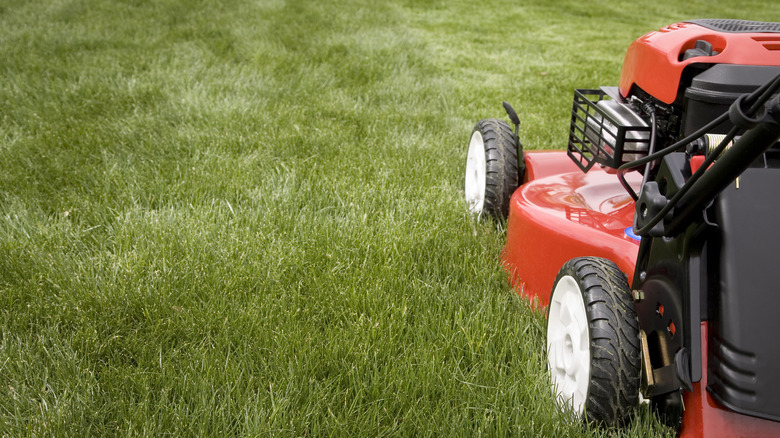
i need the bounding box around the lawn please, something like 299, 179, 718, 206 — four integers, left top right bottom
1, 0, 779, 436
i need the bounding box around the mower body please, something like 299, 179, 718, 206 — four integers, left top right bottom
501, 20, 780, 436
502, 151, 640, 305
504, 151, 780, 437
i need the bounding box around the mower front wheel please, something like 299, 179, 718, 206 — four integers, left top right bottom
464, 119, 520, 220
546, 257, 641, 426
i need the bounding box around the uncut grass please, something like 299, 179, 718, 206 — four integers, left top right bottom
2, 0, 779, 436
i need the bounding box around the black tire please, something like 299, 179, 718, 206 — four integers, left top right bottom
546, 257, 641, 426
464, 119, 520, 220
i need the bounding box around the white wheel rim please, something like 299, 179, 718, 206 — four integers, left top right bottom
547, 275, 590, 416
464, 131, 486, 215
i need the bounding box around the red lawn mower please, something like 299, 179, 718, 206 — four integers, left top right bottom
464, 20, 780, 436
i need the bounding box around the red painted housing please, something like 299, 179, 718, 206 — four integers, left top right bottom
502, 151, 639, 307
502, 151, 780, 436
619, 21, 780, 104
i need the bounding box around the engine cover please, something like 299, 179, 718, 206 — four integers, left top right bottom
619, 20, 780, 105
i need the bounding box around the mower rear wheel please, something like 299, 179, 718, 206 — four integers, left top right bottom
546, 257, 641, 426
464, 119, 519, 220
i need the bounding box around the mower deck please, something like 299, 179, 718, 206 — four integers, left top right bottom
502, 151, 640, 307
502, 151, 780, 437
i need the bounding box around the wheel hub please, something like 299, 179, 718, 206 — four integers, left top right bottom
465, 131, 486, 214
547, 275, 590, 415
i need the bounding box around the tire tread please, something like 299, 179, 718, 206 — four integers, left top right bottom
550, 257, 641, 426
472, 119, 519, 219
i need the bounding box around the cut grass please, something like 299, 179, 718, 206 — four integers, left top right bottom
2, 0, 780, 436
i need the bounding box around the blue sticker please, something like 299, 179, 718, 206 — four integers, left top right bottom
625, 226, 641, 241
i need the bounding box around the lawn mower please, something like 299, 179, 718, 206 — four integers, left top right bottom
464, 19, 780, 436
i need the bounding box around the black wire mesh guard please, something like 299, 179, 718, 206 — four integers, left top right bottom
567, 89, 652, 172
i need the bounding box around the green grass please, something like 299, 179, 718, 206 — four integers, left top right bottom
2, 0, 780, 436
